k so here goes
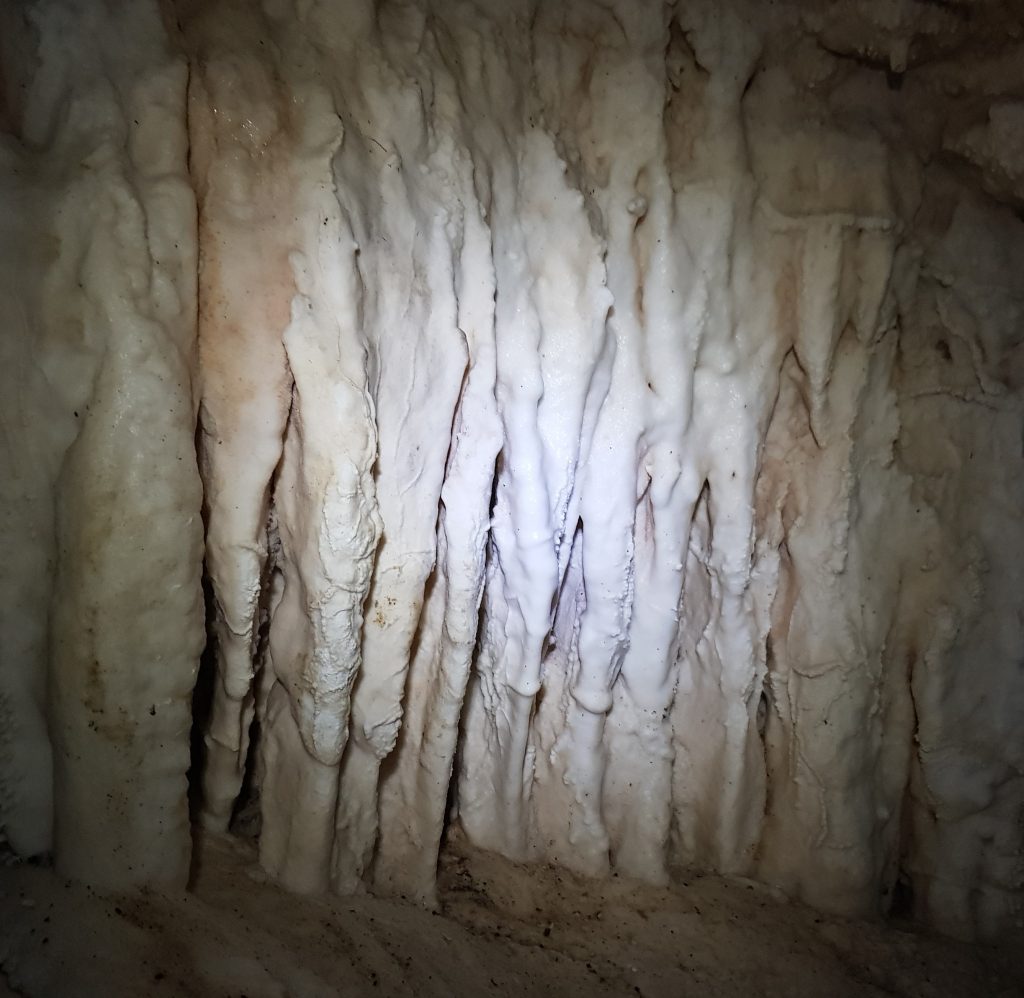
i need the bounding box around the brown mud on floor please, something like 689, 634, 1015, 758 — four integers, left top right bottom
1, 830, 1021, 998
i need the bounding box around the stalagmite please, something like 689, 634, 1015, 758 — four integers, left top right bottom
1, 0, 1022, 950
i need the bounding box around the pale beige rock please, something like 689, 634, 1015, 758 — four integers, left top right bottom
1, 0, 1021, 946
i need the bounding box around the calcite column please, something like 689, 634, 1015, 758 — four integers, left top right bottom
42, 0, 203, 887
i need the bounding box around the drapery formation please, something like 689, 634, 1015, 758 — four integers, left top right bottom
1, 0, 1022, 940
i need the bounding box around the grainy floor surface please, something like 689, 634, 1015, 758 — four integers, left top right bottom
1, 830, 1021, 997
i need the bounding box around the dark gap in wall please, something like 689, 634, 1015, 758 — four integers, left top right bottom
187, 409, 216, 889
888, 646, 922, 922
754, 628, 778, 870
187, 569, 218, 825
187, 387, 287, 849
440, 468, 501, 859
227, 695, 263, 841
225, 586, 273, 843
889, 868, 916, 920
228, 460, 287, 841
756, 684, 769, 740
438, 737, 461, 859
438, 599, 482, 860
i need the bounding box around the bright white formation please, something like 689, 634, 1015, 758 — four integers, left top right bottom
2, 0, 1022, 941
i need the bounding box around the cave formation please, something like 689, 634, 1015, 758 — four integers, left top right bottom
1, 0, 1023, 993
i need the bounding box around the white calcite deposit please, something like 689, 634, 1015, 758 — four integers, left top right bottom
1, 0, 1022, 943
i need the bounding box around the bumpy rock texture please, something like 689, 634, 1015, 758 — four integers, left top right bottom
0, 0, 203, 887
1, 0, 1022, 941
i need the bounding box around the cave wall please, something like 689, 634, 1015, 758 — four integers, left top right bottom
1, 0, 1022, 940
0, 0, 203, 887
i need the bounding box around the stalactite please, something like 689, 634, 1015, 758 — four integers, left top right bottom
1, 0, 1022, 944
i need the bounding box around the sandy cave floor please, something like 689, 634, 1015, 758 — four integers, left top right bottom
1, 830, 1022, 998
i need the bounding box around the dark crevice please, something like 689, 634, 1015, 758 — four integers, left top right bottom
756, 685, 769, 740
889, 868, 916, 919
228, 712, 263, 841
186, 568, 217, 826
437, 736, 462, 859
187, 375, 291, 844
887, 646, 923, 922
444, 480, 500, 855
226, 443, 288, 841
227, 562, 275, 842
756, 631, 777, 853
